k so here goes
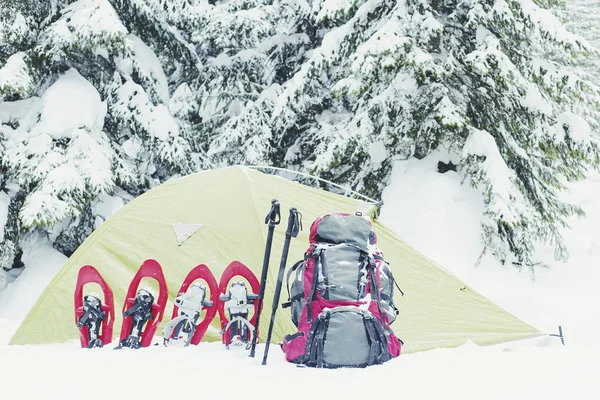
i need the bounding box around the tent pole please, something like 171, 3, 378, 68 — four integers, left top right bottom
245, 165, 381, 206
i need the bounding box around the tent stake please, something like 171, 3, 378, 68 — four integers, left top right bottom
549, 325, 565, 345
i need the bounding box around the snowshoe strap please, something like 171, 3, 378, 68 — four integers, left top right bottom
162, 315, 190, 340
77, 296, 106, 328
175, 294, 212, 314
123, 299, 154, 321
86, 338, 104, 349
119, 336, 142, 349
77, 305, 106, 328
222, 315, 255, 335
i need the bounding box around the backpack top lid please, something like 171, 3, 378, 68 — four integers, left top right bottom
309, 212, 375, 251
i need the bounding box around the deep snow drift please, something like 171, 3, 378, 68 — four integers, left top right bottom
1, 155, 599, 399
381, 151, 600, 348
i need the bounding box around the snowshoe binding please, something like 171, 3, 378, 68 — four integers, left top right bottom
116, 289, 155, 349
217, 261, 260, 350
115, 259, 168, 349
163, 264, 218, 346
219, 281, 259, 350
74, 265, 114, 349
77, 294, 107, 348
162, 283, 214, 347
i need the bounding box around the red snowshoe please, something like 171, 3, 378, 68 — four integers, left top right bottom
74, 265, 115, 348
116, 259, 168, 349
162, 264, 218, 347
217, 261, 260, 349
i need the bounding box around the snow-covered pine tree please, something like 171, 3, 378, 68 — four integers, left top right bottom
271, 0, 600, 268
110, 0, 316, 166
1, 0, 599, 283
0, 0, 197, 265
462, 0, 600, 266
551, 0, 600, 132
0, 0, 53, 272
201, 0, 316, 165
107, 0, 209, 178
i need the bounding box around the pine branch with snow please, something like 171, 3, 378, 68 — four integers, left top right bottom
271, 0, 600, 267
0, 53, 35, 101
3, 69, 114, 227
1, 0, 599, 281
0, 0, 202, 272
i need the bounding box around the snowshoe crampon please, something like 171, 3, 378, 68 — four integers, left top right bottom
217, 261, 260, 349
162, 264, 218, 347
74, 265, 114, 349
115, 259, 168, 349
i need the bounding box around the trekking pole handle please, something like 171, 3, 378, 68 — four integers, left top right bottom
287, 207, 302, 238
265, 199, 281, 227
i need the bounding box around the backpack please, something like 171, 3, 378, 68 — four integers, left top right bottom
281, 212, 402, 368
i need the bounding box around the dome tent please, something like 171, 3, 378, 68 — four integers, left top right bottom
10, 166, 542, 352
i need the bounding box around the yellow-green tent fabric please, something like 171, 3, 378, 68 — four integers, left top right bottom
10, 166, 542, 353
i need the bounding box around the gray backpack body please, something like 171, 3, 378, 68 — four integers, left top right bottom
282, 213, 403, 368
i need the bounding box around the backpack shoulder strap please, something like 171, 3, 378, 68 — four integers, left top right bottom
282, 259, 304, 309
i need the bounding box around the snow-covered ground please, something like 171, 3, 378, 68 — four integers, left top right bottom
0, 339, 595, 399
1, 155, 599, 399
0, 234, 66, 345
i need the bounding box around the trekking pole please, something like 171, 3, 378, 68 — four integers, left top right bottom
249, 199, 281, 358
262, 207, 302, 365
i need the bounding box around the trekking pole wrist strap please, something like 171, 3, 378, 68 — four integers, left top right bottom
287, 208, 302, 237
265, 199, 281, 226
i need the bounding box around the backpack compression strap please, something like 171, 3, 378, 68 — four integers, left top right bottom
303, 312, 329, 367
363, 316, 391, 364
306, 247, 325, 322
303, 310, 390, 368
